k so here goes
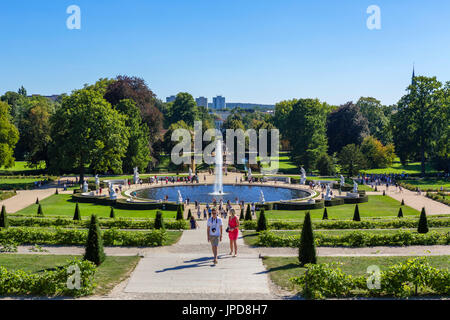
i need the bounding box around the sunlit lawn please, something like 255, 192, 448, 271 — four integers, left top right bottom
360, 159, 436, 175
400, 178, 450, 191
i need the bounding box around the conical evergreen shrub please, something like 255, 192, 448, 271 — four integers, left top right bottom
240, 207, 244, 220
154, 210, 165, 229
84, 214, 105, 266
417, 207, 429, 234
398, 207, 404, 218
374, 186, 378, 192
322, 208, 328, 220
352, 204, 360, 221
37, 204, 44, 216
245, 204, 252, 221
401, 199, 405, 206
110, 207, 115, 219
36, 198, 39, 204
187, 209, 192, 220
73, 203, 81, 220
55, 189, 59, 195
256, 209, 267, 232
383, 190, 386, 196
0, 205, 9, 228
298, 211, 317, 266
176, 205, 184, 220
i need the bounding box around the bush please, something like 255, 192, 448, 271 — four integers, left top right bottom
187, 209, 192, 220
298, 212, 316, 266
401, 199, 405, 206
176, 205, 183, 220
0, 205, 8, 228
37, 204, 43, 216
316, 153, 336, 176
397, 207, 403, 218
0, 258, 96, 297
154, 211, 165, 230
110, 207, 115, 219
418, 207, 429, 234
36, 198, 39, 204
73, 203, 81, 221
84, 215, 106, 266
256, 209, 267, 232
352, 204, 361, 221
240, 207, 244, 220
322, 208, 328, 220
245, 205, 252, 221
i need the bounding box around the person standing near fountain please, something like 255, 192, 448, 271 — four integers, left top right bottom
227, 209, 240, 257
207, 208, 223, 265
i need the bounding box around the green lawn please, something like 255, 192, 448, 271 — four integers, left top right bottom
0, 191, 16, 201
0, 254, 140, 296
400, 178, 450, 191
263, 195, 419, 220
360, 159, 436, 175
262, 255, 450, 294
16, 194, 177, 219
0, 161, 46, 172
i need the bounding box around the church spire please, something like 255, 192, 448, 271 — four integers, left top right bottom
411, 63, 416, 85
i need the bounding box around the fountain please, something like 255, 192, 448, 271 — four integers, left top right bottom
260, 190, 265, 204
211, 139, 224, 195
177, 190, 183, 204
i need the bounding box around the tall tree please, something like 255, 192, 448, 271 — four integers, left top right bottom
338, 144, 366, 177
392, 76, 445, 174
285, 99, 328, 170
48, 87, 129, 182
166, 92, 198, 126
357, 97, 392, 144
327, 102, 369, 154
0, 101, 19, 168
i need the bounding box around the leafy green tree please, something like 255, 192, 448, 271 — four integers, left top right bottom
327, 102, 369, 154
360, 136, 396, 169
176, 205, 184, 220
256, 209, 268, 232
0, 205, 9, 228
0, 101, 19, 168
298, 212, 317, 266
392, 76, 447, 174
245, 205, 252, 221
84, 214, 106, 266
1, 91, 26, 121
154, 211, 165, 229
338, 144, 366, 177
352, 204, 361, 221
357, 97, 392, 144
397, 207, 403, 218
166, 92, 198, 126
73, 203, 81, 221
322, 208, 328, 220
274, 99, 296, 138
286, 99, 329, 170
417, 207, 429, 233
48, 87, 129, 182
316, 153, 336, 176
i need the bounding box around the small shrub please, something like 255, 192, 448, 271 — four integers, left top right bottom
55, 189, 59, 195
256, 209, 268, 232
84, 215, 105, 266
0, 205, 8, 228
397, 207, 403, 218
322, 208, 328, 220
154, 211, 165, 230
401, 199, 405, 206
176, 205, 183, 220
187, 209, 192, 220
109, 207, 115, 219
37, 204, 44, 216
417, 207, 429, 234
298, 212, 316, 266
352, 204, 361, 221
245, 205, 252, 221
36, 198, 39, 204
240, 207, 244, 220
73, 203, 81, 221
383, 190, 386, 196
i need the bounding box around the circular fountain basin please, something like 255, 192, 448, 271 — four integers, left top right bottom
133, 184, 312, 203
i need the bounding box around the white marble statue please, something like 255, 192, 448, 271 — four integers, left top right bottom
248, 167, 252, 177
82, 180, 89, 193
300, 167, 307, 185
95, 175, 100, 188
108, 182, 117, 200
325, 184, 332, 200
340, 175, 345, 186
188, 167, 193, 178
353, 180, 358, 193
133, 167, 139, 184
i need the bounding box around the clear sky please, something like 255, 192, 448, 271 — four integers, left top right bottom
1, 0, 450, 105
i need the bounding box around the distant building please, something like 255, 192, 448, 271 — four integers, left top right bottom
225, 102, 275, 110
166, 95, 176, 103
195, 96, 208, 108
212, 95, 226, 109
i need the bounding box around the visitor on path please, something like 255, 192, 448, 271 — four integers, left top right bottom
207, 208, 223, 265
197, 206, 201, 219
190, 216, 199, 230
227, 209, 239, 257
251, 203, 256, 216
203, 208, 207, 219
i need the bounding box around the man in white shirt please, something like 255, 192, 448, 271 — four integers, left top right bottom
207, 208, 223, 264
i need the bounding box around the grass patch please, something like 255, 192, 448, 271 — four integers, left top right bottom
0, 191, 16, 201
360, 159, 436, 175
263, 255, 450, 293
400, 178, 450, 191
15, 194, 177, 219
0, 254, 140, 296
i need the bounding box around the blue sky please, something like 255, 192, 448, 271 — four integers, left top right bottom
1, 0, 449, 105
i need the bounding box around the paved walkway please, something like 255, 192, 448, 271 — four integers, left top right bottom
0, 187, 58, 213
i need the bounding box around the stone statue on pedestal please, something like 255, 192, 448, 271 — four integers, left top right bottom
109, 182, 117, 200
300, 167, 307, 185
95, 175, 100, 189
353, 180, 358, 193
133, 167, 139, 184
82, 180, 89, 193
324, 184, 332, 200
340, 175, 345, 186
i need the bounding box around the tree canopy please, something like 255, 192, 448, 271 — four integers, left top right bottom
0, 101, 19, 168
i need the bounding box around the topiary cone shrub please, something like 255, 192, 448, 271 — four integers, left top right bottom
353, 204, 361, 221
110, 207, 115, 219
245, 204, 252, 221
37, 204, 44, 216
84, 214, 105, 266
55, 189, 59, 195
322, 208, 328, 220
240, 207, 244, 220
383, 190, 386, 196
256, 209, 268, 232
0, 205, 9, 228
397, 207, 403, 218
176, 205, 184, 220
36, 198, 39, 204
375, 186, 378, 192
417, 207, 429, 234
298, 211, 317, 266
154, 210, 165, 230
73, 203, 81, 221
187, 209, 192, 220
401, 199, 405, 206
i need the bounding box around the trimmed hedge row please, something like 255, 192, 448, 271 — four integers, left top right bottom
0, 227, 168, 246
257, 230, 450, 247
426, 192, 450, 206
242, 217, 450, 230
7, 217, 188, 230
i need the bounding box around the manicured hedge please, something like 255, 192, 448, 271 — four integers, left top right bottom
271, 200, 324, 211
241, 217, 450, 230
324, 198, 345, 207
71, 195, 182, 211
0, 227, 168, 246
342, 195, 369, 204
0, 258, 96, 297
257, 230, 450, 247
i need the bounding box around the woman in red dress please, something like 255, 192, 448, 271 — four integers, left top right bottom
227, 209, 240, 257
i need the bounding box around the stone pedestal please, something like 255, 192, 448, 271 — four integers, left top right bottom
347, 192, 359, 198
